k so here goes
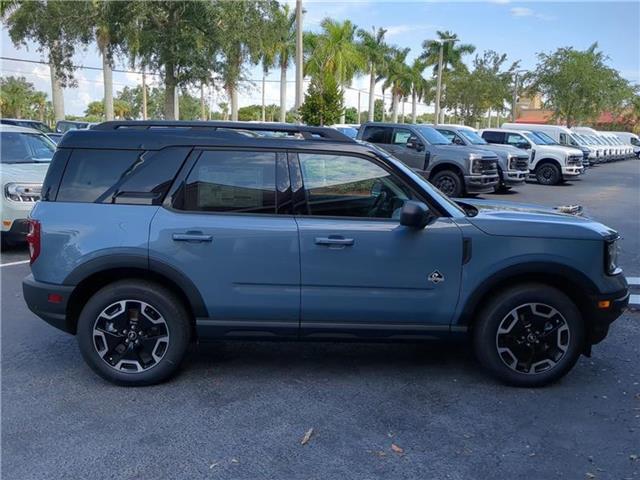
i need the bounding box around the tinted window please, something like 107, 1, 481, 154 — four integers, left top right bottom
481, 131, 505, 144
0, 132, 55, 163
298, 153, 419, 219
458, 129, 488, 145
57, 147, 187, 204
392, 128, 412, 144
181, 150, 276, 213
361, 126, 391, 144
414, 126, 450, 145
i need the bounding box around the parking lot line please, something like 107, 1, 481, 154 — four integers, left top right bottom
0, 260, 30, 268
627, 277, 640, 285
630, 294, 640, 306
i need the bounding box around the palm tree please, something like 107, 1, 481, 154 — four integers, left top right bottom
306, 18, 365, 122
273, 4, 295, 123
419, 30, 475, 76
406, 59, 432, 123
380, 48, 412, 123
357, 26, 389, 122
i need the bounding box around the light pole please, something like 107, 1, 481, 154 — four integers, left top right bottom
434, 38, 457, 125
511, 69, 527, 122
294, 0, 304, 118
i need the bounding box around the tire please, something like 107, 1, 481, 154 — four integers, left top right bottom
77, 280, 191, 386
535, 162, 561, 185
431, 170, 463, 197
473, 283, 584, 387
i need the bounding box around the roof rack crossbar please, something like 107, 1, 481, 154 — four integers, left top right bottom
91, 120, 355, 142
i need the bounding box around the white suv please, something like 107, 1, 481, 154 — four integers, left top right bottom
0, 125, 55, 247
480, 128, 584, 185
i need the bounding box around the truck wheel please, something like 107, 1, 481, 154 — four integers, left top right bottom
77, 280, 191, 386
431, 170, 463, 197
535, 163, 561, 185
473, 283, 584, 387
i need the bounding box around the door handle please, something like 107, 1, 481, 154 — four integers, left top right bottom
314, 236, 355, 246
172, 232, 213, 243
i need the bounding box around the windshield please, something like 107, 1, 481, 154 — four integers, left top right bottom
533, 131, 559, 145
14, 121, 53, 134
1, 132, 55, 163
415, 126, 451, 145
458, 129, 487, 145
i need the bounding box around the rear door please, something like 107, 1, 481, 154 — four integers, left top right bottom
291, 151, 463, 338
149, 149, 300, 337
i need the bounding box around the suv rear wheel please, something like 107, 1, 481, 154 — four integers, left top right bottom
535, 162, 561, 185
431, 170, 463, 197
473, 283, 584, 387
77, 280, 191, 386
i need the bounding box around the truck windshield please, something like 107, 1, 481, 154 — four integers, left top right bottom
415, 126, 451, 145
0, 132, 55, 163
532, 131, 559, 145
458, 129, 488, 145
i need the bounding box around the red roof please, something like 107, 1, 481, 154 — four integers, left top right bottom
516, 109, 632, 125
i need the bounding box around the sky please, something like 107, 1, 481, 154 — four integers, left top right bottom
1, 0, 639, 117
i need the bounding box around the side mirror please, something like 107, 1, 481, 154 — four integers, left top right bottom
400, 201, 430, 229
406, 136, 424, 151
518, 142, 531, 150
453, 136, 465, 146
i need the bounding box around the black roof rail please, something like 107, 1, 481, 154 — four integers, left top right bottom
91, 120, 355, 143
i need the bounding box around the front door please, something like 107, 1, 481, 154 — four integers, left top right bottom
149, 149, 300, 337
388, 127, 427, 170
292, 151, 463, 338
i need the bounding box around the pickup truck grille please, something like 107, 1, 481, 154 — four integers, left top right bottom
480, 158, 498, 175
515, 156, 529, 171
568, 155, 583, 165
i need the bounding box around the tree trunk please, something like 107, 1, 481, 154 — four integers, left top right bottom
391, 94, 399, 123
339, 87, 346, 124
200, 83, 206, 120
101, 48, 114, 121
164, 64, 176, 120
368, 66, 376, 122
230, 85, 238, 121
261, 70, 266, 122
49, 62, 65, 122
174, 86, 180, 120
279, 62, 287, 123
141, 71, 148, 120
411, 91, 417, 123
401, 97, 405, 123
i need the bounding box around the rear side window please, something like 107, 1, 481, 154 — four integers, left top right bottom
56, 147, 189, 204
361, 126, 391, 144
179, 150, 276, 214
481, 131, 505, 144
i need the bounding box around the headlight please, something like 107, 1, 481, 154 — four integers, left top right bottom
4, 183, 42, 202
604, 238, 621, 275
508, 154, 517, 170
469, 154, 483, 174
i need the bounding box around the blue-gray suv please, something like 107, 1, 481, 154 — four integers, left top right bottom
23, 121, 629, 387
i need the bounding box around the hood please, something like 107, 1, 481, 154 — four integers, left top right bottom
456, 198, 617, 241
535, 144, 582, 156
463, 143, 527, 159
0, 162, 51, 185
435, 144, 497, 158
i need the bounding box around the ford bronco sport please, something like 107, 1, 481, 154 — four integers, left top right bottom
23, 121, 629, 387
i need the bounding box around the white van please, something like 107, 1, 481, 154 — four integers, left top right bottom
501, 123, 595, 166
611, 131, 640, 157
572, 127, 614, 162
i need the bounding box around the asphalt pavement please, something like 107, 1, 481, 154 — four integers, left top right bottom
2, 160, 639, 480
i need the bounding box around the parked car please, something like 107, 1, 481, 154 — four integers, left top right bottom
502, 123, 595, 167
22, 121, 629, 387
0, 125, 55, 247
357, 122, 499, 197
1, 118, 55, 134
611, 131, 640, 158
55, 120, 96, 133
480, 128, 584, 185
434, 124, 529, 192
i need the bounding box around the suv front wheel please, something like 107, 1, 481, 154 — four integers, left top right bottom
77, 280, 191, 386
473, 283, 584, 387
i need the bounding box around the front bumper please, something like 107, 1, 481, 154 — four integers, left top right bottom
1, 218, 30, 242
503, 170, 527, 186
562, 165, 584, 177
585, 286, 629, 346
1, 199, 36, 234
464, 173, 499, 194
23, 275, 75, 334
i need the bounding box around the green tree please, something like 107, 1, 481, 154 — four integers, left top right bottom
0, 76, 42, 119
380, 47, 412, 122
300, 75, 344, 126
344, 107, 359, 123
406, 58, 431, 123
85, 100, 105, 119
273, 4, 296, 122
419, 30, 475, 76
526, 43, 635, 127
306, 18, 365, 122
1, 0, 93, 120
123, 1, 221, 120
357, 26, 389, 122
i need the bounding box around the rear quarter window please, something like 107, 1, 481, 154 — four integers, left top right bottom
56, 147, 190, 204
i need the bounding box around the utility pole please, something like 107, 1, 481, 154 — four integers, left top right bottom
294, 0, 304, 117
434, 38, 456, 125
174, 86, 179, 120
141, 70, 147, 120
357, 90, 361, 123
200, 83, 206, 121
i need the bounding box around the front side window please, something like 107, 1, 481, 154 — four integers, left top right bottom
458, 129, 487, 145
392, 128, 412, 145
506, 133, 527, 146
298, 153, 420, 219
181, 150, 276, 213
437, 129, 456, 143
